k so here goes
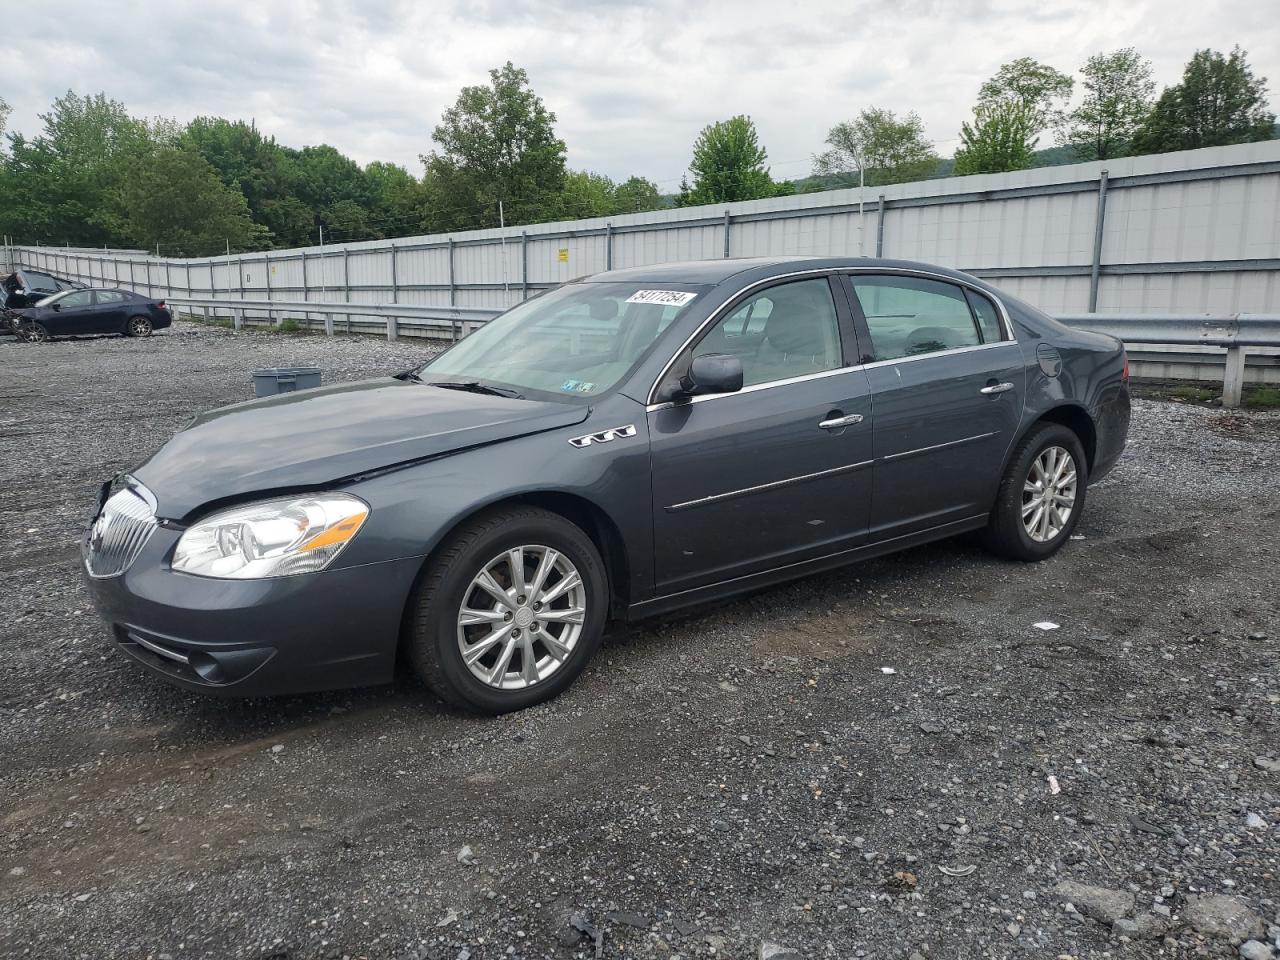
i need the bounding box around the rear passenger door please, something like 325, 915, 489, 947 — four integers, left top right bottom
90, 290, 130, 333
840, 273, 1025, 540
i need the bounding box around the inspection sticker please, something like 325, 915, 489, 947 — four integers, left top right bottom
625, 289, 697, 307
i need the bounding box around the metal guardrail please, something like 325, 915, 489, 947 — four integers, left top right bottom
167, 296, 501, 340
169, 295, 1278, 409
1059, 313, 1280, 407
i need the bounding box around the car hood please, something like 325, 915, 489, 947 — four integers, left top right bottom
132, 377, 590, 519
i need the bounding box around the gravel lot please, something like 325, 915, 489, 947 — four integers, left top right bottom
1, 322, 1277, 960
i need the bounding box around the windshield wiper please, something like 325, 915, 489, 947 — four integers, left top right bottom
427, 380, 525, 400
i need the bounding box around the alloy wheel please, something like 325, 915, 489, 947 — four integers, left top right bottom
456, 545, 586, 690
22, 323, 48, 343
129, 317, 153, 337
1022, 445, 1077, 543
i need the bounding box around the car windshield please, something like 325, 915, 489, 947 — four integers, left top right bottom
417, 281, 707, 399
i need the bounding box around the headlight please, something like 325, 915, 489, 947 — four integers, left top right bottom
172, 494, 369, 579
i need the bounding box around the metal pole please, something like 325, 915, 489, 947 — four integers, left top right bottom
876, 195, 886, 258
145, 258, 152, 297
128, 258, 135, 291
264, 252, 273, 327
447, 238, 455, 306
723, 210, 731, 258
342, 247, 350, 335
300, 250, 308, 330
606, 223, 613, 270
1088, 169, 1110, 313
858, 163, 865, 257
388, 243, 398, 341
521, 231, 528, 301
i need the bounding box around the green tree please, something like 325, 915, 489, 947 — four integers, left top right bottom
613, 175, 663, 213
0, 96, 10, 147
812, 107, 940, 185
979, 57, 1074, 132
1059, 48, 1156, 160
0, 92, 152, 246
364, 160, 424, 236
559, 170, 620, 219
181, 117, 301, 244
680, 115, 778, 205
953, 101, 1039, 175
123, 147, 267, 255
422, 62, 567, 231
1132, 47, 1275, 154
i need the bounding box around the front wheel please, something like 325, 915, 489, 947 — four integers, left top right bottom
20, 322, 50, 343
406, 506, 608, 713
983, 422, 1088, 561
127, 315, 153, 337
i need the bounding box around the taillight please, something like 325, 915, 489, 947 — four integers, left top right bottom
157, 301, 169, 311
1121, 352, 1129, 382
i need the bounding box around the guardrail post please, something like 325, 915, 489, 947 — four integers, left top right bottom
723, 209, 731, 258
521, 231, 528, 300
876, 195, 886, 257
1088, 169, 1109, 312
234, 308, 244, 332
606, 223, 613, 270
1222, 346, 1246, 408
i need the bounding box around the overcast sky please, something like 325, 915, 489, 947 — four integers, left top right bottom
8, 0, 1278, 189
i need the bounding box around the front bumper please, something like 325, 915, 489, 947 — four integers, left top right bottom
83, 527, 424, 697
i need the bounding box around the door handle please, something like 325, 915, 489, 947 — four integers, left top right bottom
980, 382, 1014, 395
818, 413, 864, 430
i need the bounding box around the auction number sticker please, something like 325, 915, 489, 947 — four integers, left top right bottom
625, 290, 697, 307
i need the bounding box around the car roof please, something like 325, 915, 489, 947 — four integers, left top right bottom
583, 256, 987, 289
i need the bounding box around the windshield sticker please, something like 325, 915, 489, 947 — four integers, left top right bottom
625, 289, 697, 307
560, 379, 596, 394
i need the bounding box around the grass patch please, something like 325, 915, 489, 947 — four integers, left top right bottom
276, 318, 303, 333
1243, 386, 1280, 409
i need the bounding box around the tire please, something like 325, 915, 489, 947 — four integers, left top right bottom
406, 506, 608, 714
20, 322, 49, 343
982, 422, 1088, 562
127, 315, 153, 337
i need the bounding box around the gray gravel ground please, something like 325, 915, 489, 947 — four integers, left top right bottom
1, 321, 1277, 960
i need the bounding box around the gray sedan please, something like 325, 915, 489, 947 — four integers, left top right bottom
83, 257, 1130, 713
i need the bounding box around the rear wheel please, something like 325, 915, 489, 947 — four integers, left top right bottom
127, 315, 153, 337
406, 506, 608, 713
983, 422, 1087, 561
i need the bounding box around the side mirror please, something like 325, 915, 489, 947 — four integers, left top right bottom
51, 302, 61, 311
680, 353, 743, 397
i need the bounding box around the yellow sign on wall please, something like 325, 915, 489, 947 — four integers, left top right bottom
557, 248, 569, 263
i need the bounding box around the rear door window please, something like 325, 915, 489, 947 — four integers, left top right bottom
96, 291, 127, 303
848, 275, 982, 362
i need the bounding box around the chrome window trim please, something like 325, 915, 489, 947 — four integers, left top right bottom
645, 339, 1021, 412
860, 338, 1021, 371
666, 458, 874, 512
645, 265, 1019, 406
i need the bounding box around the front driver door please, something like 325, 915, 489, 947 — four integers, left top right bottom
841, 272, 1025, 540
648, 275, 874, 596
47, 289, 98, 335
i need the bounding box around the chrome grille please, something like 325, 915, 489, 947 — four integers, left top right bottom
85, 483, 157, 578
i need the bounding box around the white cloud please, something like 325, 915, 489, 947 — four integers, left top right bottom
7, 0, 1278, 187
